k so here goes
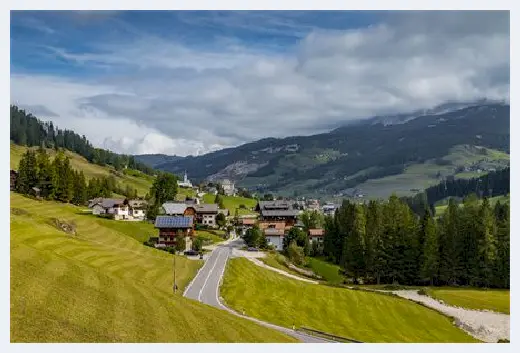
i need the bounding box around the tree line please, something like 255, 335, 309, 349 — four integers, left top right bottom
321, 194, 509, 288
10, 105, 155, 176
15, 148, 139, 205
401, 167, 510, 216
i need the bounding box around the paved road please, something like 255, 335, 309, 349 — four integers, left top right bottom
183, 239, 331, 343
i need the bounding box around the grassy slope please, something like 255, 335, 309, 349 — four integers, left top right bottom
221, 258, 478, 343
202, 193, 258, 216
435, 194, 510, 217
351, 145, 509, 200
10, 193, 296, 343
259, 253, 309, 279
196, 230, 226, 244
11, 143, 154, 197
425, 288, 510, 314
305, 257, 344, 285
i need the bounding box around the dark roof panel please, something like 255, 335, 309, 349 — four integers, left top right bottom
154, 216, 194, 228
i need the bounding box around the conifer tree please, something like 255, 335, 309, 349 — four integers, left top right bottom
494, 202, 510, 288
72, 171, 87, 205
477, 198, 498, 287
36, 148, 53, 199
344, 204, 366, 282
16, 150, 38, 195
438, 198, 460, 285
421, 212, 439, 285
459, 194, 480, 286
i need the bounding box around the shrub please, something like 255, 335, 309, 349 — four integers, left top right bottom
192, 237, 203, 252
287, 241, 305, 266
175, 237, 186, 252
417, 289, 427, 296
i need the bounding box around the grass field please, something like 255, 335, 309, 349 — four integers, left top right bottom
197, 230, 226, 244
221, 258, 478, 343
203, 193, 258, 216
259, 253, 308, 278
305, 257, 344, 285
11, 143, 155, 197
425, 288, 510, 314
10, 193, 296, 343
354, 145, 509, 200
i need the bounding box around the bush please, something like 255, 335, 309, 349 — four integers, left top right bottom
192, 237, 203, 252
195, 224, 210, 231
417, 289, 427, 296
287, 241, 305, 266
239, 204, 247, 209
175, 237, 186, 252
143, 240, 154, 248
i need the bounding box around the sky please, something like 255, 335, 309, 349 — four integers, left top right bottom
10, 10, 510, 157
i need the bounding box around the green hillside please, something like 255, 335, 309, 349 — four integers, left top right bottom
425, 288, 509, 314
435, 194, 510, 217
221, 258, 478, 343
11, 143, 197, 199
349, 145, 509, 200
10, 193, 296, 343
202, 193, 258, 215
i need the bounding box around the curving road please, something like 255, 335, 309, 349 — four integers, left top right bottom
183, 238, 331, 343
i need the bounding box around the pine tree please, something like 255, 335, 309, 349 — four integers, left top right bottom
421, 212, 439, 285
15, 152, 29, 194
344, 204, 366, 282
438, 199, 460, 285
494, 202, 510, 288
52, 153, 74, 202
477, 198, 498, 287
16, 150, 38, 194
401, 204, 420, 284
366, 200, 385, 284
36, 148, 53, 199
459, 194, 480, 286
72, 171, 87, 205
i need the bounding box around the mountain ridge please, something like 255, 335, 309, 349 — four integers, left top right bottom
144, 102, 509, 199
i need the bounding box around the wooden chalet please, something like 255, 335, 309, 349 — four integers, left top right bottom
255, 200, 300, 227
154, 215, 195, 249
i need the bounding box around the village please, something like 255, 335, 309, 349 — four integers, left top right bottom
81, 171, 337, 254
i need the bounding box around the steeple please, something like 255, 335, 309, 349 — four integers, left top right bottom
184, 171, 188, 183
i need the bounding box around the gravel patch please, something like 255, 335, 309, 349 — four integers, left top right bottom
246, 257, 319, 284
391, 290, 510, 343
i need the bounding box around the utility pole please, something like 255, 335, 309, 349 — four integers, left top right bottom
173, 251, 177, 293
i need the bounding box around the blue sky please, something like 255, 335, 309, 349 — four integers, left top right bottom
10, 11, 509, 156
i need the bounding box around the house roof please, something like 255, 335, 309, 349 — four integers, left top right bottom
154, 216, 194, 228
258, 221, 286, 230
309, 229, 325, 236
162, 203, 187, 215
261, 209, 300, 217
258, 200, 292, 210
128, 199, 147, 208
194, 204, 218, 214
257, 200, 299, 217
88, 197, 103, 208
240, 218, 256, 225
90, 198, 125, 209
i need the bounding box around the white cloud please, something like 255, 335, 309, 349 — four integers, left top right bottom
10, 11, 509, 156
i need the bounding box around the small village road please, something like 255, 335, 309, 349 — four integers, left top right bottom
183, 239, 331, 343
